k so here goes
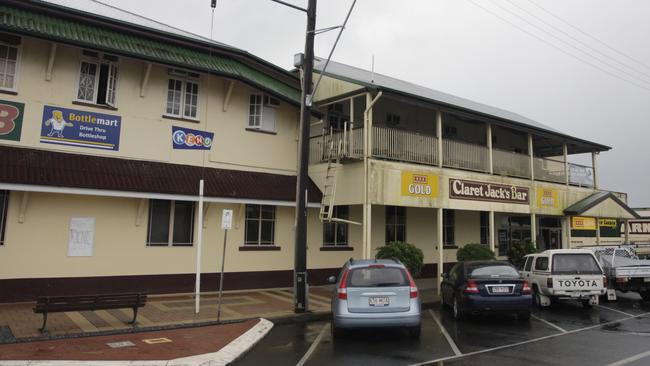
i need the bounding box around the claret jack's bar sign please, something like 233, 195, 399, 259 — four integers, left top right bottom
449, 178, 529, 204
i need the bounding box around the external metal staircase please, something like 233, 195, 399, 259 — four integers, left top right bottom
318, 126, 361, 225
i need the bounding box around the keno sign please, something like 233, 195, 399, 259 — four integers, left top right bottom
449, 178, 529, 204
172, 126, 214, 150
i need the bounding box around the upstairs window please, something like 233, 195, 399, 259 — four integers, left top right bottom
0, 190, 8, 246
0, 34, 20, 92
385, 206, 406, 243
147, 200, 195, 246
76, 50, 119, 107
165, 69, 200, 120
244, 204, 276, 246
248, 94, 278, 132
323, 206, 349, 246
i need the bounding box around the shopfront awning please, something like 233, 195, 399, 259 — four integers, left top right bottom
564, 191, 640, 220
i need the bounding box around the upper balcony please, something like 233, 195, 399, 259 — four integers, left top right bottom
310, 93, 601, 188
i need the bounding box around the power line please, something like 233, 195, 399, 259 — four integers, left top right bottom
464, 0, 650, 93
526, 0, 650, 72
504, 0, 650, 83
487, 0, 650, 88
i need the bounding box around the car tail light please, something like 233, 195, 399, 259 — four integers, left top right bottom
464, 279, 479, 294
405, 270, 418, 299
522, 280, 531, 294
547, 278, 553, 288
337, 270, 350, 300
616, 276, 629, 284
603, 276, 608, 289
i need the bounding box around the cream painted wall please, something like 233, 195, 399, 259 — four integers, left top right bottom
0, 37, 299, 175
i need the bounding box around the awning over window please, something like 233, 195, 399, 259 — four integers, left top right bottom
564, 191, 640, 220
0, 146, 321, 204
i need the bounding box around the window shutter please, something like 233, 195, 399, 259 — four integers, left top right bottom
262, 105, 276, 132
105, 63, 119, 107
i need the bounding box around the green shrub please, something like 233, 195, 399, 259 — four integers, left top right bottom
456, 243, 496, 262
376, 241, 424, 277
508, 241, 537, 269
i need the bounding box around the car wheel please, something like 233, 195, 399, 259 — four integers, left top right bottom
453, 296, 464, 320
534, 290, 545, 309
331, 321, 345, 339
640, 291, 650, 302
408, 324, 421, 339
581, 299, 593, 309
518, 311, 531, 321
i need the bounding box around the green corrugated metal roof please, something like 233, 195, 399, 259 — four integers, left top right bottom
0, 5, 300, 103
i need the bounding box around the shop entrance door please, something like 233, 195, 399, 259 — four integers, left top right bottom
540, 228, 561, 251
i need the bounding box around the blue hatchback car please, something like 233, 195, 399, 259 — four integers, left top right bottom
440, 261, 532, 320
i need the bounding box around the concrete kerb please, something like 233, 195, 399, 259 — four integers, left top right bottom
0, 318, 274, 366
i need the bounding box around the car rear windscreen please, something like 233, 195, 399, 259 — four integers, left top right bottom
552, 254, 602, 274
469, 265, 519, 278
348, 267, 408, 287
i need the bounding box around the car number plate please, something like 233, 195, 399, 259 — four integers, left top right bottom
369, 296, 390, 307
644, 277, 650, 283
491, 286, 510, 293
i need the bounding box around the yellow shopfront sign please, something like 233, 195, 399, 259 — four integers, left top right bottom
571, 216, 617, 230
537, 188, 559, 208
401, 171, 439, 198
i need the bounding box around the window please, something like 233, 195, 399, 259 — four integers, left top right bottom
534, 257, 549, 271
76, 51, 119, 107
248, 94, 278, 132
0, 190, 8, 245
323, 206, 349, 246
443, 209, 455, 247
327, 103, 347, 130
386, 112, 401, 127
480, 211, 489, 245
552, 254, 601, 274
165, 69, 199, 120
385, 206, 406, 243
244, 205, 276, 246
147, 200, 195, 246
348, 267, 408, 287
524, 256, 533, 271
0, 34, 20, 91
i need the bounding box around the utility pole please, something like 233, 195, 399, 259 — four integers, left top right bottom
294, 0, 317, 313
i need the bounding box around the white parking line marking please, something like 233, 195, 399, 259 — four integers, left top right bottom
409, 311, 650, 366
530, 314, 568, 333
295, 323, 329, 366
429, 309, 462, 356
596, 304, 636, 317
605, 349, 650, 366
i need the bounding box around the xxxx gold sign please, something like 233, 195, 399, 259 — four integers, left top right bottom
537, 188, 559, 208
401, 171, 439, 198
449, 178, 529, 204
572, 216, 618, 230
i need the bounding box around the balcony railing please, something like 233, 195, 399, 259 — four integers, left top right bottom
372, 126, 438, 165
534, 157, 566, 184
493, 148, 530, 178
442, 139, 488, 172
309, 125, 595, 188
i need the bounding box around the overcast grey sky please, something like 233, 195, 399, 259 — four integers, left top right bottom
108, 0, 650, 207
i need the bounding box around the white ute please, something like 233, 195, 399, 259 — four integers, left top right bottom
520, 249, 606, 308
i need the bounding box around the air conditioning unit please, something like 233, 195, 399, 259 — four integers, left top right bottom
264, 95, 280, 108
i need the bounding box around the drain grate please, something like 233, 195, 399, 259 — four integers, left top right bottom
106, 340, 136, 348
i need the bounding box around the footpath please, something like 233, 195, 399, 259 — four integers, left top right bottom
0, 280, 438, 364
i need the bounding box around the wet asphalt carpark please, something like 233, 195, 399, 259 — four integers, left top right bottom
234, 292, 650, 366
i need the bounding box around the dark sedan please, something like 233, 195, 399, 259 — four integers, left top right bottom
440, 260, 532, 320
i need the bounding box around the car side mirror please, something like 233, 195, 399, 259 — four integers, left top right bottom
442, 273, 448, 280
327, 275, 337, 284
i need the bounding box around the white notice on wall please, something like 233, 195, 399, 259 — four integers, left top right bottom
68, 217, 95, 257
